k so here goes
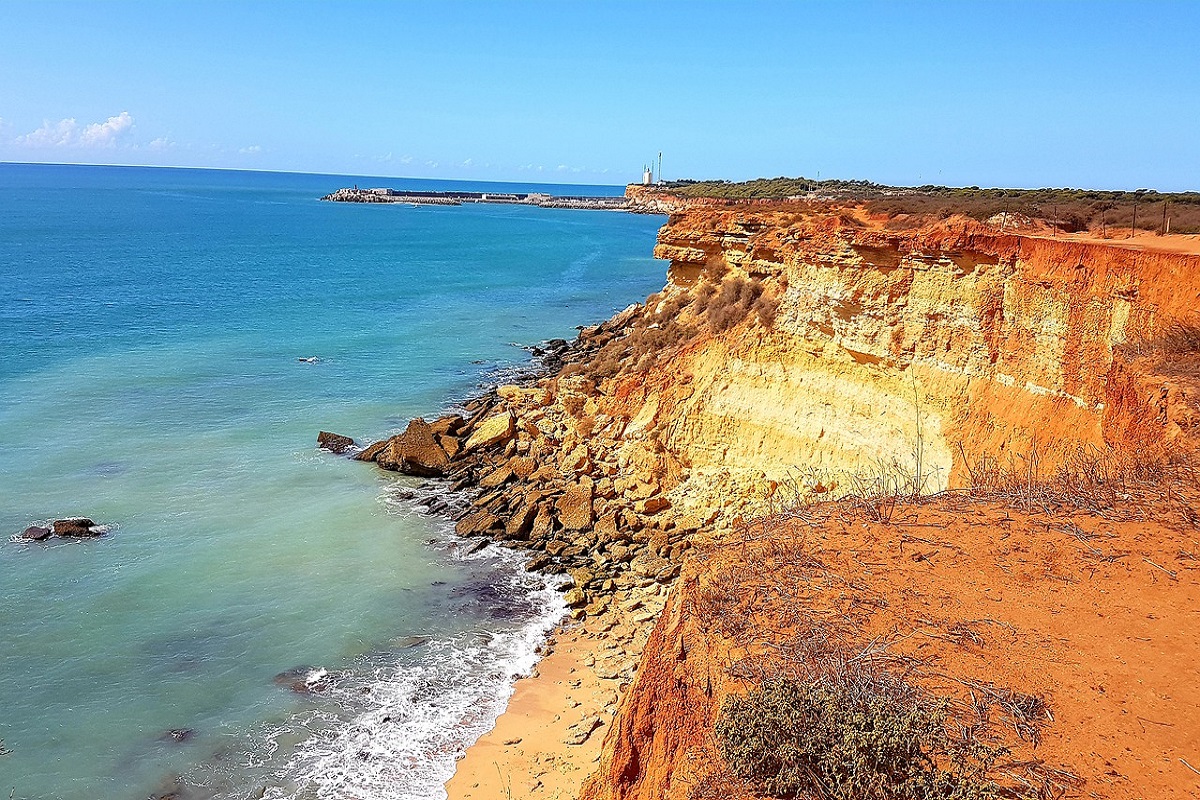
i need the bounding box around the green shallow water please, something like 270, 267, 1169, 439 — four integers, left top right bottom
0, 164, 665, 799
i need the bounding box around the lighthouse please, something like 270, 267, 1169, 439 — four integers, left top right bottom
642, 165, 653, 185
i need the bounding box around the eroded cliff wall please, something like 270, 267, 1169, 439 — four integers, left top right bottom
636, 209, 1200, 499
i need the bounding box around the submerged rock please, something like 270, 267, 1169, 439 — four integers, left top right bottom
273, 666, 332, 694
22, 525, 52, 541
159, 728, 195, 744
317, 431, 356, 454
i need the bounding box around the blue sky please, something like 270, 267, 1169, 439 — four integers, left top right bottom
1, 0, 1197, 189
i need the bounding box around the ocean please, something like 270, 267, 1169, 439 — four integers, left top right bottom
0, 164, 665, 800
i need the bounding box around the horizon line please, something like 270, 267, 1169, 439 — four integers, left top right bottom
0, 160, 631, 189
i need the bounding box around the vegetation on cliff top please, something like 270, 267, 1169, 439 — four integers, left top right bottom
717, 673, 1006, 800
663, 177, 1200, 233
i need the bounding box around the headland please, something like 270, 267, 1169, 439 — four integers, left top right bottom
339, 181, 1200, 800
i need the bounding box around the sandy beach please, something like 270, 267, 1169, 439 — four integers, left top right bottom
445, 583, 667, 800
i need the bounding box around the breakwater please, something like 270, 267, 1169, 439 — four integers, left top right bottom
322, 186, 631, 210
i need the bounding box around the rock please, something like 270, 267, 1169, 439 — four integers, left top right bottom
478, 466, 513, 489
564, 715, 603, 745
465, 411, 515, 451
273, 666, 332, 694
377, 418, 450, 476
429, 414, 465, 437
532, 505, 556, 539
354, 439, 390, 462
563, 587, 587, 608
504, 504, 536, 539
508, 455, 538, 478
455, 508, 500, 536
159, 728, 195, 744
438, 434, 461, 458
526, 554, 552, 572
556, 478, 595, 531
317, 431, 355, 454
22, 525, 52, 541
635, 497, 672, 515
594, 512, 619, 542
630, 553, 672, 578
53, 518, 102, 537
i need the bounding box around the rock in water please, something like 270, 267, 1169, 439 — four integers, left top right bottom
376, 418, 450, 476
354, 438, 390, 462
159, 728, 195, 744
317, 431, 355, 454
53, 518, 102, 537
23, 525, 52, 541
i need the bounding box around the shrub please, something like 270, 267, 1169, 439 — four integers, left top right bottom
716, 676, 1004, 800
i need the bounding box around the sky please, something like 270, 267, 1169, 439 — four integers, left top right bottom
1, 0, 1197, 190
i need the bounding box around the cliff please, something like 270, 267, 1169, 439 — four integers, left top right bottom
357, 202, 1200, 800
575, 206, 1200, 800
633, 208, 1200, 498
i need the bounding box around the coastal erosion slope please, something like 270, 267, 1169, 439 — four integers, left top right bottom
574, 207, 1200, 800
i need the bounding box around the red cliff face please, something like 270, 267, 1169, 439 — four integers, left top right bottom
635, 208, 1200, 492
579, 207, 1200, 800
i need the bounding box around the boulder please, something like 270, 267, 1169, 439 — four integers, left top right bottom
354, 439, 390, 462
429, 415, 465, 437
465, 411, 515, 451
377, 418, 450, 476
556, 478, 595, 530
508, 455, 538, 479
53, 518, 101, 537
438, 434, 461, 459
456, 508, 500, 536
159, 728, 195, 744
504, 504, 536, 539
635, 497, 672, 515
594, 512, 619, 542
563, 587, 587, 608
23, 525, 52, 541
478, 466, 513, 489
317, 431, 355, 454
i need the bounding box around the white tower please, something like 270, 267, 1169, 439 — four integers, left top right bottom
642, 166, 653, 185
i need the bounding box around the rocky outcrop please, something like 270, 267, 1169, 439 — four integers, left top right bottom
52, 518, 106, 537
374, 418, 453, 476
316, 431, 355, 454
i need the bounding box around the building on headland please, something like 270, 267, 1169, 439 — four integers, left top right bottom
642, 166, 654, 185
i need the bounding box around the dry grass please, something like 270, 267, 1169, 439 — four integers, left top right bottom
563, 271, 781, 382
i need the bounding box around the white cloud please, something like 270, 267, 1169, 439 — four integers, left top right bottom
17, 112, 135, 149
460, 157, 474, 168
425, 160, 439, 168
399, 154, 413, 164
556, 164, 569, 172
147, 136, 175, 151
238, 145, 262, 155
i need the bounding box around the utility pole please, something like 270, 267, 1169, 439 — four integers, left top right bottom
1161, 200, 1168, 236
658, 152, 662, 185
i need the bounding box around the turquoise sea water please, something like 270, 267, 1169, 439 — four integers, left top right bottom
0, 164, 665, 799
